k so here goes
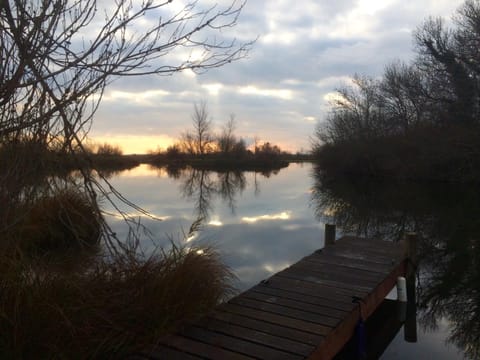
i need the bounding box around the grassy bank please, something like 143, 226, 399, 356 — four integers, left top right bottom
0, 186, 235, 359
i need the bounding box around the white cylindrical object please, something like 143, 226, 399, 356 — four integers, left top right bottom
397, 276, 407, 302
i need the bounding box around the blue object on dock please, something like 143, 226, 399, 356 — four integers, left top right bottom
352, 295, 367, 359
356, 318, 367, 359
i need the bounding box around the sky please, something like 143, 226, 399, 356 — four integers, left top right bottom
90, 0, 465, 154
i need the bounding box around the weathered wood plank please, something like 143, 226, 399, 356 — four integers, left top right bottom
318, 246, 399, 266
196, 317, 315, 356
159, 335, 255, 360
229, 296, 341, 328
331, 243, 404, 260
242, 290, 348, 320
181, 326, 304, 360
276, 269, 372, 294
209, 310, 324, 346
218, 303, 331, 336
288, 262, 383, 286
260, 276, 360, 304
136, 344, 204, 360
328, 237, 404, 258
292, 260, 387, 282
303, 253, 394, 274
250, 285, 355, 312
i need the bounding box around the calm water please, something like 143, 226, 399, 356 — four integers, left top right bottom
105, 162, 478, 359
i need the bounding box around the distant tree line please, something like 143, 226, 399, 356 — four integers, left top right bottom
314, 0, 480, 181
152, 102, 290, 169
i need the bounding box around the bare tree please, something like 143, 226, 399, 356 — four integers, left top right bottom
217, 114, 236, 154
380, 61, 433, 132
414, 14, 478, 125
316, 75, 388, 144
0, 0, 252, 150
193, 101, 214, 156
181, 101, 214, 156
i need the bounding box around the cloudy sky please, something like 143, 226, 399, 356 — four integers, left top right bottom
90, 0, 465, 154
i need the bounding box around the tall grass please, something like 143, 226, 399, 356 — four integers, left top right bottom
0, 244, 235, 359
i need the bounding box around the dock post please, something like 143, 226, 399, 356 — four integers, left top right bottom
405, 233, 417, 269
325, 224, 336, 246
404, 233, 417, 343
404, 275, 417, 343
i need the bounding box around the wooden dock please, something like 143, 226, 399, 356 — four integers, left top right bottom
134, 235, 407, 360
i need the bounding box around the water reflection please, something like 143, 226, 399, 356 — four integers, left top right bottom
311, 164, 480, 359
106, 163, 322, 290
150, 165, 267, 237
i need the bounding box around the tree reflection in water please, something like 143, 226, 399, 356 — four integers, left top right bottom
311, 164, 480, 359
150, 164, 281, 238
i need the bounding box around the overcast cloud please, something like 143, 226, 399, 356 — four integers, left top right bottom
90, 0, 465, 153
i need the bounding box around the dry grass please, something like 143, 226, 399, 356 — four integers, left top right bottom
0, 244, 235, 359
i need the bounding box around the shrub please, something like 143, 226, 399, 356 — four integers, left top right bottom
165, 144, 185, 160
96, 143, 123, 156
15, 188, 101, 254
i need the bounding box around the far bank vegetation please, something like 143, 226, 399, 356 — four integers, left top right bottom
150, 101, 298, 170
314, 0, 480, 182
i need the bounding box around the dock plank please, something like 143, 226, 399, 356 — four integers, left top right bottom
229, 296, 341, 328
209, 310, 324, 346
256, 276, 358, 305
219, 303, 332, 336
291, 261, 386, 282
276, 269, 373, 294
159, 335, 255, 360
288, 262, 383, 286
317, 246, 399, 266
303, 253, 394, 274
195, 317, 315, 356
136, 345, 204, 360
241, 290, 348, 320
250, 285, 355, 312
181, 326, 303, 360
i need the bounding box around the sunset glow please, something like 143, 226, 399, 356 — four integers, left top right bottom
90, 134, 176, 154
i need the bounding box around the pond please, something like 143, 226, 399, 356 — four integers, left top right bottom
105, 162, 478, 359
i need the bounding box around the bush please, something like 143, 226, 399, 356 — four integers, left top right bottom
15, 188, 101, 254
165, 144, 185, 160
96, 143, 123, 156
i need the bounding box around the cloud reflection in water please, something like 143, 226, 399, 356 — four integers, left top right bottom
105, 163, 322, 291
